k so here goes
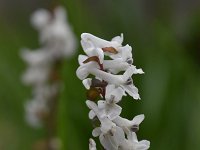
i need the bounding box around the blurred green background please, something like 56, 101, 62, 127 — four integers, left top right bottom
0, 0, 200, 149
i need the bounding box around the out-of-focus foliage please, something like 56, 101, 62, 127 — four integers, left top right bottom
0, 0, 200, 150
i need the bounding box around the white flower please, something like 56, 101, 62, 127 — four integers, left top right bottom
97, 100, 122, 120
92, 126, 126, 150
99, 126, 125, 150
86, 88, 123, 121
86, 100, 116, 134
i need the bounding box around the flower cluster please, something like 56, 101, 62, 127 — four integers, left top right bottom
76, 33, 150, 150
21, 6, 76, 128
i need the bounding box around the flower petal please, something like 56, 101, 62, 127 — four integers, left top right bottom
135, 140, 150, 150
81, 33, 119, 48
121, 84, 140, 100
105, 85, 124, 103
100, 134, 117, 150
31, 9, 51, 29
132, 114, 145, 125
103, 59, 130, 74
82, 78, 92, 89
86, 100, 98, 114
92, 127, 101, 137
89, 138, 97, 150
111, 33, 123, 45
89, 110, 96, 119
100, 116, 116, 133
106, 104, 122, 120
78, 55, 88, 65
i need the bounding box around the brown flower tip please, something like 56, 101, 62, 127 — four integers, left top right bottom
83, 56, 100, 64
83, 56, 104, 70
102, 47, 118, 54
86, 87, 100, 101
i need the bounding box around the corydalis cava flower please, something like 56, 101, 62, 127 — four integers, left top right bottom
76, 33, 150, 150
21, 6, 76, 128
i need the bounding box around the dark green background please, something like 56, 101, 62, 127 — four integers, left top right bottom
0, 0, 200, 149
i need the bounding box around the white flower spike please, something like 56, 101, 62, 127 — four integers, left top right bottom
76, 33, 150, 150
22, 6, 77, 150
22, 6, 77, 128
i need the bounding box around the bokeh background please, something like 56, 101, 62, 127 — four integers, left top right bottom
0, 0, 200, 149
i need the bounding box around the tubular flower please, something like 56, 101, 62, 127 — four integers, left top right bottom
76, 33, 150, 150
